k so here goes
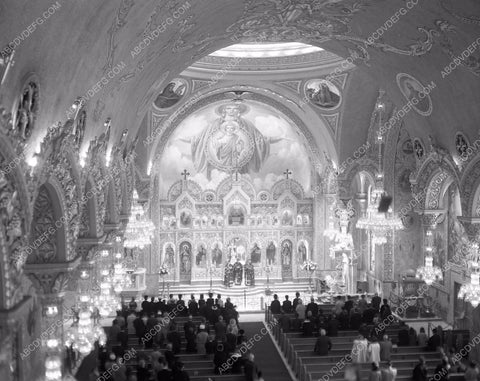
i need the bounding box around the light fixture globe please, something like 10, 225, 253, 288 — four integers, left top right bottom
416, 256, 443, 285
458, 272, 480, 308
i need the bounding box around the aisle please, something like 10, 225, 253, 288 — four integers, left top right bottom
241, 322, 294, 381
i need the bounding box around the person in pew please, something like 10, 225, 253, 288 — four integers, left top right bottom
412, 356, 428, 381
215, 315, 227, 341
379, 334, 393, 361
237, 329, 247, 345
351, 333, 369, 363
184, 315, 197, 353
226, 331, 237, 353
369, 362, 382, 381
302, 310, 315, 337
151, 346, 163, 374
115, 310, 126, 329
164, 343, 176, 370
243, 353, 259, 381
296, 299, 306, 320
270, 294, 282, 314
157, 358, 173, 381
188, 294, 199, 316
196, 324, 209, 355
198, 293, 206, 308
368, 336, 381, 363
427, 328, 442, 351
224, 297, 235, 311
350, 308, 363, 330
141, 295, 150, 315
380, 361, 397, 381
338, 308, 350, 329
205, 334, 216, 355
345, 295, 354, 314
278, 311, 291, 332
358, 294, 368, 314
397, 321, 410, 346
176, 294, 187, 316
362, 305, 376, 325
306, 297, 319, 317
136, 357, 151, 381
214, 342, 228, 374
464, 361, 479, 381
109, 319, 121, 342
117, 326, 128, 349
417, 327, 428, 347
227, 318, 239, 336
167, 324, 182, 354
380, 299, 392, 321
313, 329, 332, 355
293, 292, 301, 310
327, 313, 339, 337
172, 361, 190, 381
206, 292, 215, 308
344, 364, 362, 381
282, 295, 292, 313
409, 327, 418, 346
216, 294, 224, 308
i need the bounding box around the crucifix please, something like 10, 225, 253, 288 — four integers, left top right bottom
284, 169, 292, 179
181, 169, 190, 180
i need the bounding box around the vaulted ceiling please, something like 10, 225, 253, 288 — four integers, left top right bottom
1, 0, 479, 169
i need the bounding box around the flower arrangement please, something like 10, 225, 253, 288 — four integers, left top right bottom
301, 260, 318, 272
158, 265, 169, 275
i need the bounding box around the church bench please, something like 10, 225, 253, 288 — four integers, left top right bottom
298, 352, 441, 365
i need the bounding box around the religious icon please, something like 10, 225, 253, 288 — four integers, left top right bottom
212, 243, 223, 267
195, 244, 207, 267
153, 79, 187, 109
304, 79, 341, 109
397, 73, 432, 116
180, 211, 192, 227
298, 241, 308, 263
266, 241, 276, 265
281, 210, 293, 226
179, 242, 192, 274
281, 240, 292, 267
250, 243, 261, 264
413, 139, 425, 160
402, 139, 414, 154
244, 260, 255, 287
163, 243, 175, 268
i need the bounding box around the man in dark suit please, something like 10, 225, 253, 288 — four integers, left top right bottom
306, 297, 319, 317
327, 314, 339, 337
282, 295, 292, 313
243, 353, 259, 381
292, 292, 301, 310
362, 306, 376, 324
371, 293, 382, 312
270, 294, 281, 314
344, 295, 354, 314
314, 329, 332, 355
349, 308, 362, 330
397, 322, 410, 346
427, 328, 442, 351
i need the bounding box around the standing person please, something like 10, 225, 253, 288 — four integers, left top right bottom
381, 361, 397, 381
344, 364, 361, 381
296, 299, 306, 320
133, 314, 147, 345
128, 297, 137, 313
136, 358, 151, 381
428, 328, 442, 351
379, 334, 393, 361
358, 294, 368, 313
167, 325, 182, 354
282, 295, 292, 313
313, 329, 332, 355
380, 299, 392, 321
292, 292, 301, 311
464, 362, 479, 381
371, 293, 381, 312
417, 327, 428, 347
157, 359, 172, 381
306, 297, 319, 317
196, 324, 209, 355
184, 315, 197, 353
215, 315, 227, 341
368, 337, 381, 363
412, 356, 428, 381
397, 322, 409, 346
244, 353, 259, 381
172, 361, 190, 381
302, 311, 314, 337
409, 327, 418, 346
369, 362, 382, 381
188, 295, 199, 316
327, 314, 339, 337
270, 294, 281, 314
227, 318, 239, 336
351, 333, 369, 363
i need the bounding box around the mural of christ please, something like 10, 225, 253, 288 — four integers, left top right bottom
181, 103, 282, 179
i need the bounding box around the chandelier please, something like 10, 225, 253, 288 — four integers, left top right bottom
64, 269, 106, 355
458, 244, 480, 308
124, 190, 155, 249
416, 256, 443, 285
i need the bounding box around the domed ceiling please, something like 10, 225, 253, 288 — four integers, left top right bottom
0, 0, 479, 171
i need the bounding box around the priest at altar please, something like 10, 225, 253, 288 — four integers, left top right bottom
233, 261, 243, 285
245, 260, 255, 286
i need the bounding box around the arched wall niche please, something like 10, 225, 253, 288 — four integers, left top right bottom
28, 181, 67, 263
78, 178, 98, 238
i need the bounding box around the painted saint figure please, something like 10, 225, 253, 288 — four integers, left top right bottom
266, 242, 276, 265
281, 240, 292, 267
244, 260, 255, 287
180, 243, 191, 274
212, 243, 222, 267
250, 243, 261, 264
196, 244, 207, 267
163, 244, 175, 268
298, 242, 307, 263
233, 261, 243, 285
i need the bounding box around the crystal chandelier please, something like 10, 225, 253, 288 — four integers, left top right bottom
124, 190, 155, 249
356, 127, 403, 239
416, 256, 443, 285
65, 269, 106, 355
458, 243, 480, 308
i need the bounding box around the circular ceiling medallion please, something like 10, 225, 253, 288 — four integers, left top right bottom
153, 78, 188, 109
304, 79, 341, 110
396, 73, 432, 116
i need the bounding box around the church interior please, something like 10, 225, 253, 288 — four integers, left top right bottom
1, 1, 480, 380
